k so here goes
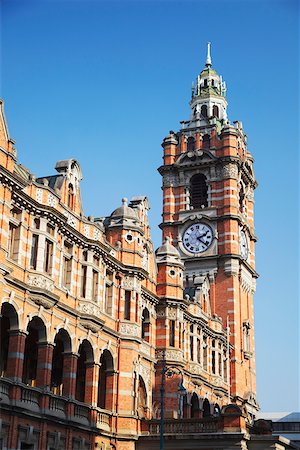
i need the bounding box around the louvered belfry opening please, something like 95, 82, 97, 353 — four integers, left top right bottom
190, 174, 208, 208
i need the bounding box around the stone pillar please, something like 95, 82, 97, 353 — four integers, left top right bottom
6, 330, 27, 380
36, 342, 54, 388
62, 352, 78, 398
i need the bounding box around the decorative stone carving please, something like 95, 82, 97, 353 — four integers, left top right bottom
140, 342, 151, 358
94, 228, 100, 241
47, 193, 57, 208
167, 308, 177, 320
216, 163, 239, 180
84, 224, 90, 238
246, 187, 254, 201
188, 362, 203, 376
122, 276, 134, 289
29, 294, 56, 309
240, 266, 254, 293
223, 163, 239, 179
64, 212, 77, 228
36, 189, 43, 203
156, 349, 183, 362
163, 173, 179, 187
80, 319, 100, 333
27, 274, 54, 292
120, 322, 140, 337
78, 301, 100, 317
142, 250, 148, 270
139, 363, 151, 389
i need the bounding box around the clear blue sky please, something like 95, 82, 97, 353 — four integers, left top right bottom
1, 0, 299, 412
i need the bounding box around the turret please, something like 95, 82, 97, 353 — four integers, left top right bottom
183, 43, 228, 131
156, 237, 184, 299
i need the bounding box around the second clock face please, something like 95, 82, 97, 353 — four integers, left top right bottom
183, 223, 213, 254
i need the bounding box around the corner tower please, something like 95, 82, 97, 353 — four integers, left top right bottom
159, 44, 258, 417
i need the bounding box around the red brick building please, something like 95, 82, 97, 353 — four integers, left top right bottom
0, 45, 293, 450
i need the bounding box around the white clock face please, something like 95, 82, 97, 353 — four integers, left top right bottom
240, 230, 249, 259
183, 223, 213, 254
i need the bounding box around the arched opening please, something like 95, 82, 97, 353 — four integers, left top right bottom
191, 392, 200, 418
213, 105, 219, 118
75, 340, 94, 402
214, 403, 221, 417
141, 308, 150, 342
137, 376, 147, 418
22, 317, 47, 386
203, 398, 211, 417
202, 134, 210, 148
67, 183, 74, 209
201, 105, 208, 117
51, 329, 72, 395
182, 393, 188, 418
98, 350, 114, 410
187, 136, 195, 152
190, 174, 208, 209
0, 303, 19, 379
0, 315, 10, 377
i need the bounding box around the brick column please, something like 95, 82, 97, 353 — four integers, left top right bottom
84, 362, 98, 404
36, 342, 54, 388
105, 369, 115, 411
62, 351, 78, 398
6, 330, 27, 380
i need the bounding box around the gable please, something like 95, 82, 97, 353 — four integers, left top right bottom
175, 149, 217, 167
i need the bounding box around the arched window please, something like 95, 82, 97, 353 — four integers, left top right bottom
98, 350, 114, 410
214, 403, 221, 417
67, 183, 74, 209
203, 398, 211, 417
22, 317, 47, 386
190, 174, 208, 209
137, 376, 147, 418
75, 340, 94, 402
191, 393, 200, 418
51, 329, 72, 395
141, 308, 150, 342
201, 105, 208, 117
202, 134, 210, 148
213, 105, 219, 118
187, 136, 195, 152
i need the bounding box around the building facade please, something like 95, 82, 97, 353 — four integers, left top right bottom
1, 46, 284, 450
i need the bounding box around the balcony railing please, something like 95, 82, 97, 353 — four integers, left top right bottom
95, 407, 111, 431
149, 417, 221, 435
0, 377, 113, 432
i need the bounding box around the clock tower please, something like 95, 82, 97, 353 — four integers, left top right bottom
159, 43, 258, 414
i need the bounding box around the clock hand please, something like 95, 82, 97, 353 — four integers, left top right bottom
197, 236, 208, 246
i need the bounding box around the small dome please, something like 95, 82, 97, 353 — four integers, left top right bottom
111, 198, 138, 220
155, 236, 180, 257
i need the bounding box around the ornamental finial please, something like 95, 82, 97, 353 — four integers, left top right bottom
206, 42, 212, 67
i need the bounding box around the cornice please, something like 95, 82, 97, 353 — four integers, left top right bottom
0, 165, 28, 190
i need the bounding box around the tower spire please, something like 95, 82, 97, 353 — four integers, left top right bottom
206, 41, 212, 67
